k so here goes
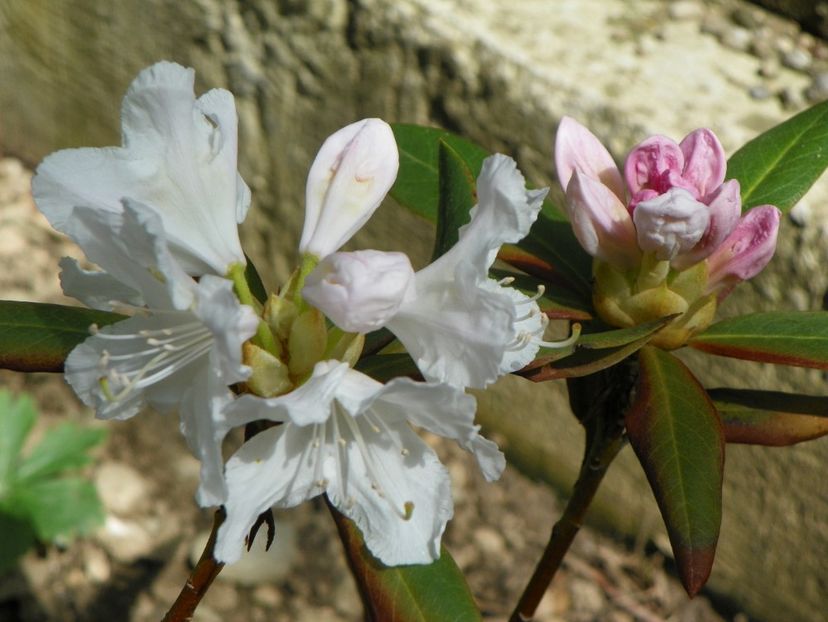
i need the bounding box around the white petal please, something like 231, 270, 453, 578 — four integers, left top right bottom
326, 413, 453, 565
303, 250, 416, 334
300, 119, 399, 257
192, 275, 258, 383
69, 200, 196, 310
430, 154, 545, 279
387, 260, 516, 388
58, 257, 144, 311
215, 424, 323, 564
373, 377, 505, 482
33, 61, 247, 275
224, 360, 350, 426
65, 310, 212, 421
496, 283, 543, 375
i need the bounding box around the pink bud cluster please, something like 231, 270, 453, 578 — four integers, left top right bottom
555, 117, 780, 301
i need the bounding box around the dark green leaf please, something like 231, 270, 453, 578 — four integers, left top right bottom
432, 140, 476, 261
709, 388, 828, 446
490, 269, 592, 321
9, 477, 104, 541
16, 423, 106, 482
728, 99, 828, 212
390, 124, 488, 222
331, 506, 481, 622
689, 312, 828, 369
578, 316, 677, 349
626, 347, 723, 596
0, 301, 124, 372
244, 254, 268, 304
0, 391, 36, 490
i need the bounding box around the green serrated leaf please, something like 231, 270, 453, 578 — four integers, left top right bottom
331, 506, 481, 622
433, 140, 476, 261
16, 423, 107, 483
708, 388, 828, 446
626, 347, 723, 596
9, 477, 104, 541
727, 99, 828, 212
689, 311, 828, 369
0, 391, 37, 495
0, 301, 124, 372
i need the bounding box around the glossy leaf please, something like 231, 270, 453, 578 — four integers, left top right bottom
728, 99, 828, 212
432, 140, 476, 260
0, 301, 124, 372
709, 388, 828, 446
331, 505, 481, 622
490, 269, 592, 321
626, 347, 723, 596
578, 316, 677, 349
390, 123, 488, 222
689, 312, 828, 369
244, 254, 268, 304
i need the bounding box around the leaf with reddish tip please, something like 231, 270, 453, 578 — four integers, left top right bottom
689, 312, 828, 369
708, 388, 828, 446
0, 301, 124, 372
626, 347, 724, 596
330, 505, 481, 622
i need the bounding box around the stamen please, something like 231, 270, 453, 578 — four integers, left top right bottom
536, 322, 582, 349
525, 284, 546, 303
497, 276, 516, 286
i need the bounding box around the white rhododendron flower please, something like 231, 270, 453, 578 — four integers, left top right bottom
32, 61, 251, 276
214, 361, 504, 566
304, 154, 578, 389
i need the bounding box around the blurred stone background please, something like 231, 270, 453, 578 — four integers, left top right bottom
0, 1, 826, 620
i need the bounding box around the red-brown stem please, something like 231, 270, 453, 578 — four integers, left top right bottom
162, 509, 226, 622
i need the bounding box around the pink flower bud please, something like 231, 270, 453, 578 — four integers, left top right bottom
673, 179, 741, 269
679, 128, 726, 198
300, 119, 399, 258
706, 205, 781, 300
303, 250, 416, 333
555, 116, 625, 200
565, 169, 641, 268
633, 188, 710, 260
625, 135, 690, 202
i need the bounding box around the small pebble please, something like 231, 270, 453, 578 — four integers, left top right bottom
731, 6, 763, 29
805, 72, 828, 102
721, 26, 752, 53
748, 85, 771, 100
779, 86, 804, 110
782, 48, 812, 72
750, 35, 776, 61
95, 462, 149, 515
252, 585, 282, 608
757, 59, 779, 79
775, 36, 796, 56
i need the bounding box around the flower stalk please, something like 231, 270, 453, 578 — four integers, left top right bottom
509, 359, 637, 622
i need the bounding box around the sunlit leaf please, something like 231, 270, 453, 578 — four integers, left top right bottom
689, 312, 828, 369
728, 99, 828, 212
331, 506, 481, 622
0, 301, 124, 372
0, 392, 37, 491
709, 388, 828, 446
8, 477, 104, 541
16, 423, 107, 482
626, 347, 723, 596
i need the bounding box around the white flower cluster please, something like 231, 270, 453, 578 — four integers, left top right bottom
33, 62, 567, 566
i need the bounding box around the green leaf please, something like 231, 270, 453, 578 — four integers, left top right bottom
0, 391, 37, 494
331, 507, 481, 622
9, 477, 104, 541
356, 353, 421, 383
490, 269, 592, 320
432, 140, 476, 261
390, 124, 488, 222
520, 319, 671, 381
626, 347, 723, 596
689, 311, 828, 369
708, 388, 828, 446
244, 254, 268, 304
16, 423, 106, 482
0, 301, 124, 372
727, 99, 828, 212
